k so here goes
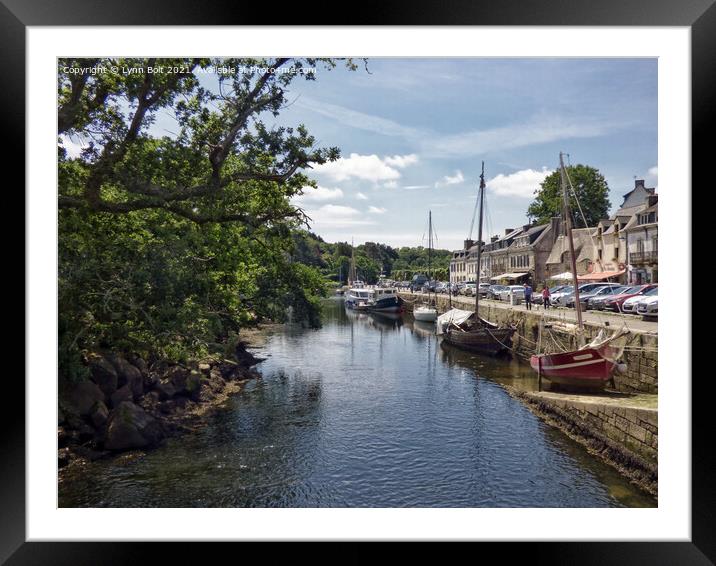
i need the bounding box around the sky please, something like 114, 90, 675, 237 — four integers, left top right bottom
63, 58, 658, 251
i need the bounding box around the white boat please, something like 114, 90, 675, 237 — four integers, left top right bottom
345, 286, 371, 310
414, 305, 438, 322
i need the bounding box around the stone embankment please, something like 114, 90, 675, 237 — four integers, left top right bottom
58, 343, 262, 472
400, 292, 658, 394
507, 388, 658, 496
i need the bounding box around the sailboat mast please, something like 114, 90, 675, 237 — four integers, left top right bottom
350, 237, 356, 285
475, 161, 485, 315
560, 152, 584, 344
428, 210, 432, 284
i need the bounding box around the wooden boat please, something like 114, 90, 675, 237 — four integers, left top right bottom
530, 153, 628, 390
443, 320, 515, 354
438, 163, 516, 354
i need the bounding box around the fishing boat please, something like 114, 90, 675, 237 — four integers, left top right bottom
366, 287, 403, 313
439, 162, 516, 354
413, 211, 438, 322
529, 153, 628, 390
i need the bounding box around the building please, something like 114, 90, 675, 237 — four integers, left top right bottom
591, 179, 657, 283
480, 228, 521, 283
544, 226, 599, 281
625, 195, 658, 284
449, 239, 474, 284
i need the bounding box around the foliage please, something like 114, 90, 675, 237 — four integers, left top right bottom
527, 164, 610, 227
58, 57, 354, 376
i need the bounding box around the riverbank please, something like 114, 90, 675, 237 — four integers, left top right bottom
58, 327, 273, 481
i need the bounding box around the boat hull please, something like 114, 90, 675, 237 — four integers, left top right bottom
530, 348, 616, 389
442, 326, 515, 355
366, 295, 403, 313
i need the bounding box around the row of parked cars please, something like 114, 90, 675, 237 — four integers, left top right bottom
547, 282, 658, 318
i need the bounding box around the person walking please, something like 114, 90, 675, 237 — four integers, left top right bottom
541, 284, 551, 309
523, 282, 533, 310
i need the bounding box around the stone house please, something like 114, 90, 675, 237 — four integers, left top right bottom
591, 179, 657, 283
625, 195, 658, 284
449, 239, 473, 284
479, 228, 521, 283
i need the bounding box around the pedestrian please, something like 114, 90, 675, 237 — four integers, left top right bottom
542, 284, 551, 309
523, 282, 533, 310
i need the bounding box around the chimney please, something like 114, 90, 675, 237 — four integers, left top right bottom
504, 228, 513, 236
491, 235, 499, 243
463, 239, 474, 250
635, 179, 645, 189
647, 195, 658, 207
522, 223, 532, 232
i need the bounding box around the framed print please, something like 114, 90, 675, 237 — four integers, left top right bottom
7, 0, 712, 562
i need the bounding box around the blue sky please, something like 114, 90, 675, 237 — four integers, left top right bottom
63, 58, 658, 251
276, 58, 657, 250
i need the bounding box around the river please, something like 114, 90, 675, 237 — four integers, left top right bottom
59, 298, 655, 507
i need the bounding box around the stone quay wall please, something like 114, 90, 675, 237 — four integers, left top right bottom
511, 390, 658, 496
399, 293, 658, 394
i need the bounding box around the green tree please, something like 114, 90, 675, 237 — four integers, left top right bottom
58, 57, 357, 375
527, 164, 610, 227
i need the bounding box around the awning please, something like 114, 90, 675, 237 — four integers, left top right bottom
490, 272, 529, 280
577, 269, 626, 281
548, 271, 574, 281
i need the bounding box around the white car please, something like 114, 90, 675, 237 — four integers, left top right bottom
497, 285, 526, 301
636, 295, 658, 318
622, 286, 657, 314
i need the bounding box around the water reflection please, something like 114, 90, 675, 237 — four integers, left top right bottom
59, 297, 655, 508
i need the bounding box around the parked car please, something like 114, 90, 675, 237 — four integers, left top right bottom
565, 283, 624, 309
532, 284, 567, 306
435, 282, 448, 294
477, 283, 490, 297
552, 283, 614, 307
637, 294, 658, 318
598, 284, 657, 312
410, 274, 428, 291
487, 285, 508, 300
462, 282, 477, 296
621, 286, 658, 313
497, 285, 526, 302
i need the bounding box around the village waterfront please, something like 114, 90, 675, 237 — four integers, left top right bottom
59, 298, 655, 508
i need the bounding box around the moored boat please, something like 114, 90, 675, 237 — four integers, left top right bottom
438, 163, 516, 354
529, 153, 628, 390
365, 287, 403, 313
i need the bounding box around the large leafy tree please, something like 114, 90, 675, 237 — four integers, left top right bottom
58, 57, 356, 376
527, 164, 610, 227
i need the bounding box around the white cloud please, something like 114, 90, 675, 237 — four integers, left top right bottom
381, 180, 398, 189
297, 97, 422, 139
304, 204, 377, 229
435, 170, 465, 188
486, 167, 553, 198
312, 153, 414, 183
403, 185, 430, 190
384, 154, 419, 168
368, 206, 387, 214
299, 97, 628, 159
293, 185, 344, 203
356, 192, 368, 200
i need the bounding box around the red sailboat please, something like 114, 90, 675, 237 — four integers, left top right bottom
530, 153, 628, 390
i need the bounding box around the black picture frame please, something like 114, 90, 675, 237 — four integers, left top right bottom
7, 0, 710, 561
